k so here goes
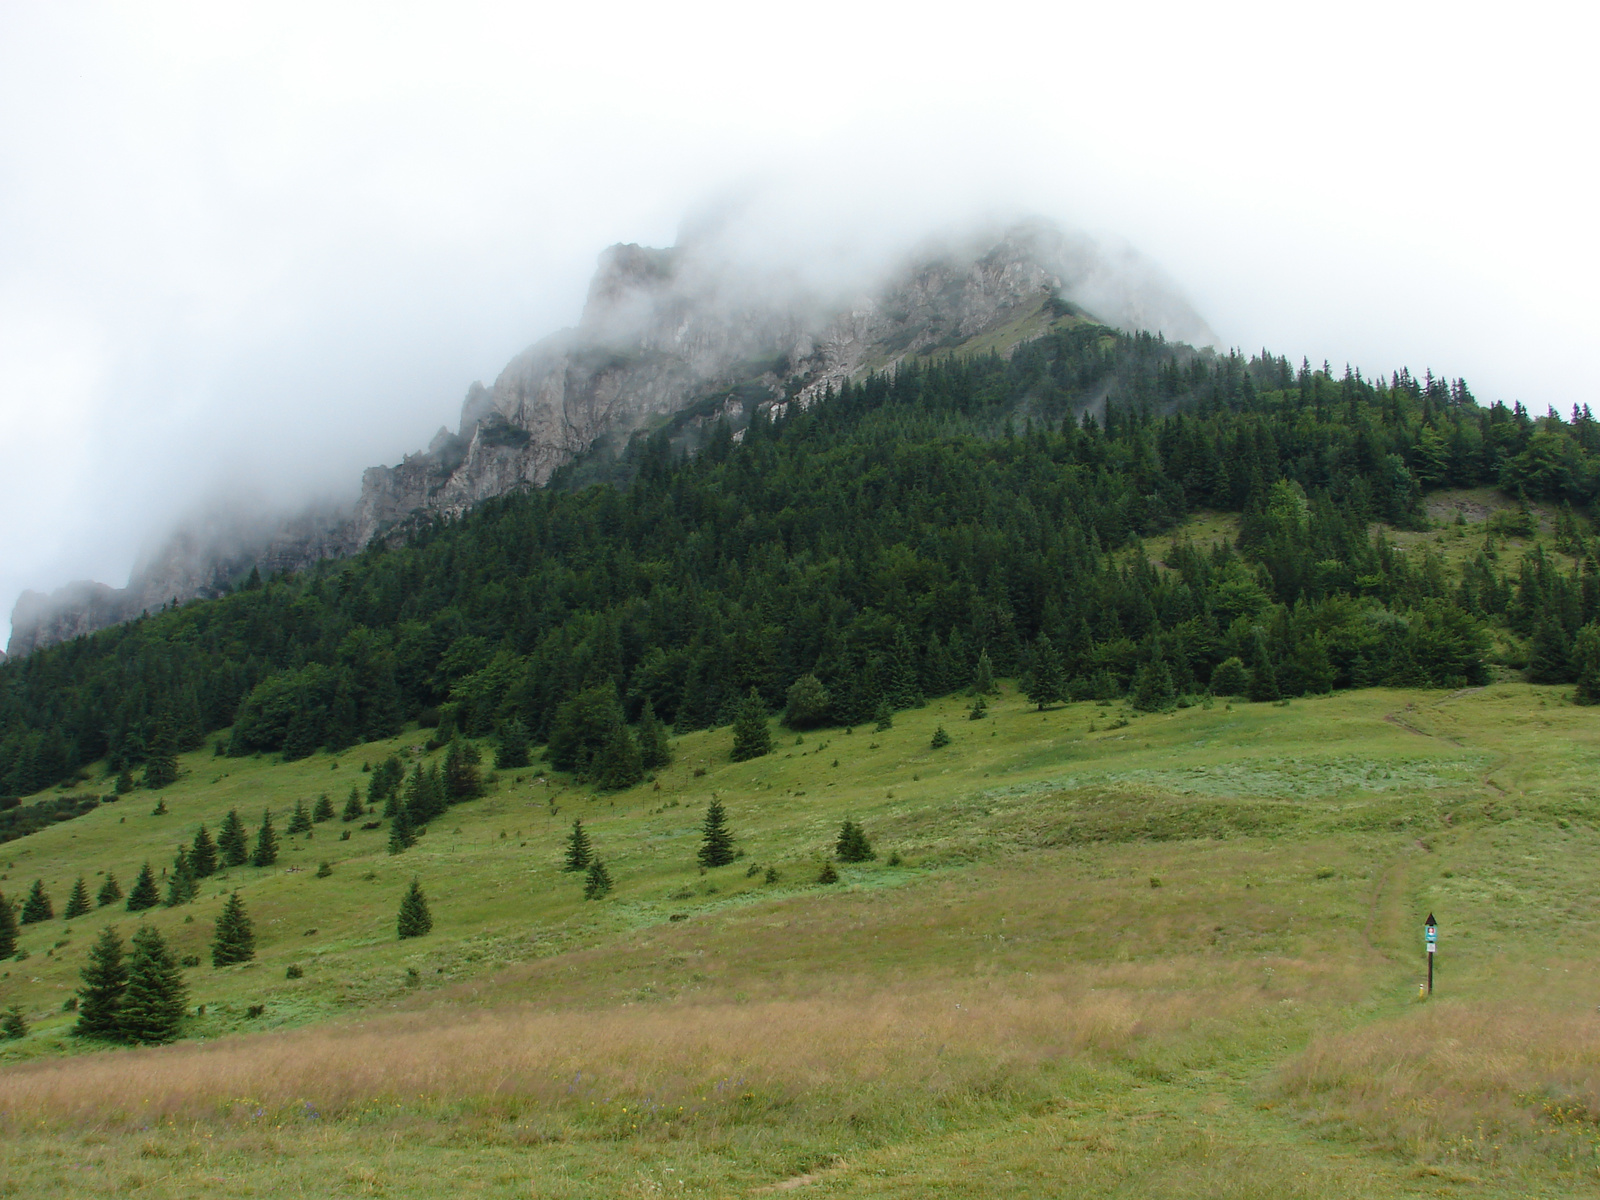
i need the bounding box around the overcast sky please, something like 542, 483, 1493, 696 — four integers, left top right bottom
2, 0, 1595, 645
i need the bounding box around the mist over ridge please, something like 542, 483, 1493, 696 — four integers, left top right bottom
5, 212, 1213, 657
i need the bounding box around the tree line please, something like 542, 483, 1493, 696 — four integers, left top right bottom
4, 324, 1600, 798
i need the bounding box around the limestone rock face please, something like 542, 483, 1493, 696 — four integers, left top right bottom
6, 220, 1210, 656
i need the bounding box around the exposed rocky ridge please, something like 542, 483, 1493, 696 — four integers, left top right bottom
6, 220, 1211, 658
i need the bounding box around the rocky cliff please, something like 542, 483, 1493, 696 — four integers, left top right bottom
7, 220, 1211, 657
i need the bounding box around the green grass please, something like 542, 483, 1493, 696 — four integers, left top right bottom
3, 676, 1600, 1196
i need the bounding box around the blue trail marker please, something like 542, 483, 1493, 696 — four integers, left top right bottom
1424, 912, 1438, 995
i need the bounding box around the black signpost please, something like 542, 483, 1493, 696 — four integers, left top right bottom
1424, 912, 1437, 996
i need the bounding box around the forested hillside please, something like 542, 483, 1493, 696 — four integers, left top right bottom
3, 323, 1599, 798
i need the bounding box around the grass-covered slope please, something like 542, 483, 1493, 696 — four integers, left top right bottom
3, 676, 1600, 1196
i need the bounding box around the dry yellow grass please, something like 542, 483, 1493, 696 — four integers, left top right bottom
1271, 1000, 1600, 1174
0, 970, 1261, 1133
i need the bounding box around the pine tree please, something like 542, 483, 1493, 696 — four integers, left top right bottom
444, 738, 484, 802
75, 925, 127, 1038
210, 892, 255, 966
118, 924, 187, 1044
96, 873, 122, 907
562, 818, 592, 872
396, 879, 432, 939
341, 785, 365, 822
218, 809, 249, 866
873, 700, 895, 731
190, 825, 218, 877
20, 879, 53, 924
583, 858, 613, 899
286, 798, 312, 835
63, 877, 92, 919
729, 688, 773, 762
930, 725, 951, 748
817, 860, 839, 885
313, 793, 336, 823
494, 718, 531, 770
141, 724, 179, 790
126, 863, 160, 911
0, 891, 17, 958
697, 797, 736, 868
1024, 634, 1066, 710
593, 724, 643, 790
836, 819, 876, 863
967, 695, 987, 721
972, 649, 997, 696
635, 701, 672, 770
164, 848, 197, 907
114, 766, 134, 795
0, 1006, 26, 1040
251, 810, 279, 867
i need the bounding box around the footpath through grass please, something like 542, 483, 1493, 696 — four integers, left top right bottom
1, 681, 1598, 1196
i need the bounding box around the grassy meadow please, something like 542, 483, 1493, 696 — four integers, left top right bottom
1, 673, 1598, 1195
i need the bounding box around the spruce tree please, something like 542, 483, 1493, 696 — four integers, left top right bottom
1573, 624, 1600, 705
368, 755, 404, 809
635, 701, 672, 770
1130, 661, 1176, 712
1247, 636, 1280, 702
218, 809, 249, 866
114, 766, 134, 795
75, 925, 127, 1039
251, 810, 279, 866
141, 725, 179, 790
817, 860, 840, 885
126, 863, 160, 911
20, 879, 53, 924
387, 801, 415, 854
396, 879, 432, 939
0, 891, 17, 957
594, 724, 643, 790
342, 785, 365, 822
697, 797, 735, 868
118, 924, 187, 1044
873, 699, 895, 731
210, 892, 255, 966
930, 725, 951, 748
836, 819, 876, 863
190, 825, 218, 877
563, 818, 592, 872
495, 718, 531, 770
96, 873, 122, 907
286, 798, 313, 835
64, 877, 92, 919
1024, 634, 1066, 710
313, 793, 336, 823
583, 858, 613, 899
730, 688, 772, 762
967, 695, 988, 720
443, 738, 483, 801
0, 1006, 26, 1040
972, 649, 997, 696
164, 848, 197, 907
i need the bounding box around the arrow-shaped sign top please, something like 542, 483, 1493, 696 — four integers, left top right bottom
1425, 913, 1436, 927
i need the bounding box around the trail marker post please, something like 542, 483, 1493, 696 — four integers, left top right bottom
1424, 912, 1437, 996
